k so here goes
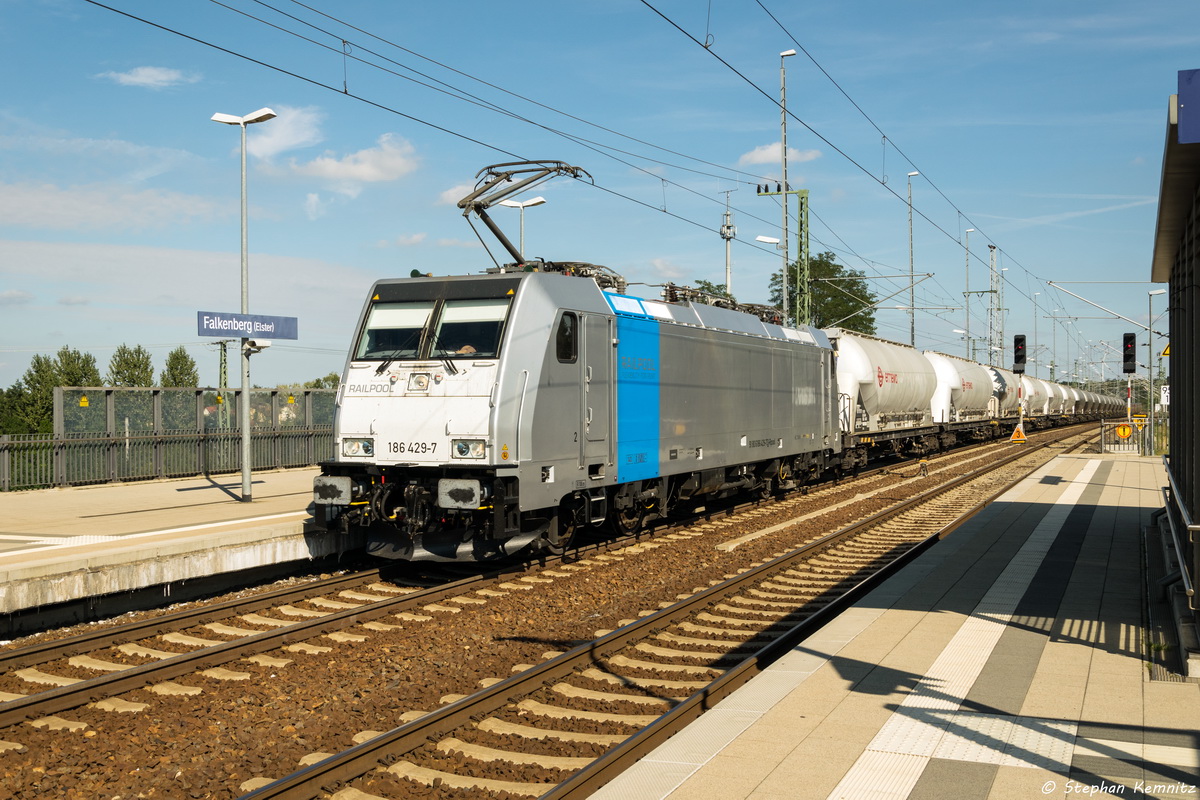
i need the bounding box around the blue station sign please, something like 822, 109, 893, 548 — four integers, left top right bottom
1181, 69, 1200, 145
197, 311, 299, 340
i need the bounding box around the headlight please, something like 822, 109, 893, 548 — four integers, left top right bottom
342, 438, 375, 457
451, 439, 486, 459
407, 373, 431, 391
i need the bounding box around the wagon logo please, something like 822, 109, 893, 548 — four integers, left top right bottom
876, 366, 898, 387
962, 380, 973, 390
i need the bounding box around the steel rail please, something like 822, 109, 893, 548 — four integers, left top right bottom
242, 430, 1086, 800
0, 568, 386, 670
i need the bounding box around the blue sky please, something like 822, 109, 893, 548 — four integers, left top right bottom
0, 0, 1191, 389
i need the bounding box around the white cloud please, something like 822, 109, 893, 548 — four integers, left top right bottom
391, 233, 427, 247
96, 66, 200, 89
0, 238, 377, 389
439, 183, 475, 206
247, 106, 324, 160
648, 257, 686, 281
288, 133, 418, 188
0, 182, 225, 231
737, 143, 821, 168
0, 289, 33, 305
304, 193, 327, 221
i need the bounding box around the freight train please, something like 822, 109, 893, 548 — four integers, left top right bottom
310, 161, 1122, 561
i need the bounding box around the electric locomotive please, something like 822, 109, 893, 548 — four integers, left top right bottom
312, 160, 1125, 562
312, 162, 838, 560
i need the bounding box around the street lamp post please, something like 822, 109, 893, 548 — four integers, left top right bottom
1149, 288, 1166, 454
1032, 291, 1040, 379
963, 228, 974, 359
1050, 308, 1059, 380
907, 170, 919, 346
497, 196, 546, 260
779, 49, 797, 323
211, 107, 276, 502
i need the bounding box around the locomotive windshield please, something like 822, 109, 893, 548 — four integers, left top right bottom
353, 295, 512, 361
354, 301, 434, 360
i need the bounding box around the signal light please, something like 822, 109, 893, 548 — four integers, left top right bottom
1122, 333, 1136, 373
1013, 334, 1026, 374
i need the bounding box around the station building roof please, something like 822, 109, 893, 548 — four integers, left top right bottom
1151, 74, 1200, 282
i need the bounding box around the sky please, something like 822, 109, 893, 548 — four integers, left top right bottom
0, 0, 1193, 390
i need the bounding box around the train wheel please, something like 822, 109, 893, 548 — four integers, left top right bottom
612, 504, 644, 536
544, 501, 580, 555
610, 484, 645, 536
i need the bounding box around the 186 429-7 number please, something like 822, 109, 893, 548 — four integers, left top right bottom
388, 441, 436, 454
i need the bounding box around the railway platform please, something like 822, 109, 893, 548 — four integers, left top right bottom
596, 452, 1200, 800
0, 469, 358, 623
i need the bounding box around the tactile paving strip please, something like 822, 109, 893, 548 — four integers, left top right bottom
825, 460, 1101, 800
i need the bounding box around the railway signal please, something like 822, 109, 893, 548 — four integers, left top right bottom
1013, 334, 1026, 374
1122, 333, 1136, 374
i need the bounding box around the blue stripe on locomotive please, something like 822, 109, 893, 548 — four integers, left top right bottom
614, 314, 661, 483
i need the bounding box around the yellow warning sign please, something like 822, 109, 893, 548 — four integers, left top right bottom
1009, 425, 1027, 443
1115, 424, 1133, 439
1161, 344, 1170, 357
1134, 420, 1144, 431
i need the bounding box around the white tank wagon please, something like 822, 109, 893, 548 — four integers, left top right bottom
1021, 376, 1049, 417
1062, 386, 1081, 415
923, 351, 994, 423
1042, 380, 1067, 416
827, 329, 936, 435
986, 366, 1021, 420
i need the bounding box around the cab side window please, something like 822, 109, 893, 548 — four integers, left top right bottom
556, 312, 578, 363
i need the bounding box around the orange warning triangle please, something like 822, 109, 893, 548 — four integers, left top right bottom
1010, 425, 1027, 443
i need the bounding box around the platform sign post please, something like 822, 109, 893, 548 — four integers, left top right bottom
197, 311, 298, 500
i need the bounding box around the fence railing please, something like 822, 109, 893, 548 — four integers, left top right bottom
0, 387, 335, 491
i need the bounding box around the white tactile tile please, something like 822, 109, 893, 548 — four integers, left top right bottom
638, 709, 760, 765
1002, 718, 1076, 770
719, 670, 814, 713
869, 710, 953, 757
826, 752, 930, 800
932, 713, 1014, 764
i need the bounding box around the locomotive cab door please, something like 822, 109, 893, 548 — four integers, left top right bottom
581, 314, 613, 471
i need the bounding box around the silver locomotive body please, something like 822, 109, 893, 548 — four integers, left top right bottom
313, 269, 838, 561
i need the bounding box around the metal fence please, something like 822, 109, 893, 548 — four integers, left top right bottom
1098, 416, 1171, 456
0, 387, 335, 491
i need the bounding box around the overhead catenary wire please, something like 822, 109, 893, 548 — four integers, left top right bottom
83, 0, 1107, 346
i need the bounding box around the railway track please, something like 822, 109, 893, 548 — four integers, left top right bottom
238, 428, 1096, 800
0, 425, 1045, 731
0, 426, 1090, 797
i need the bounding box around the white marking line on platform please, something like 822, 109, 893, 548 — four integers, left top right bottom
824, 459, 1100, 800
0, 512, 309, 558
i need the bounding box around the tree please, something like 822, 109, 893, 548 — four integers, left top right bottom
6, 347, 101, 434
160, 346, 200, 388
107, 344, 155, 387
691, 279, 735, 303
304, 372, 341, 389
769, 251, 877, 334
0, 385, 25, 435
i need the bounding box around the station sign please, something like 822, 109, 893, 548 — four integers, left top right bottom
197, 311, 298, 340
1181, 69, 1200, 144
